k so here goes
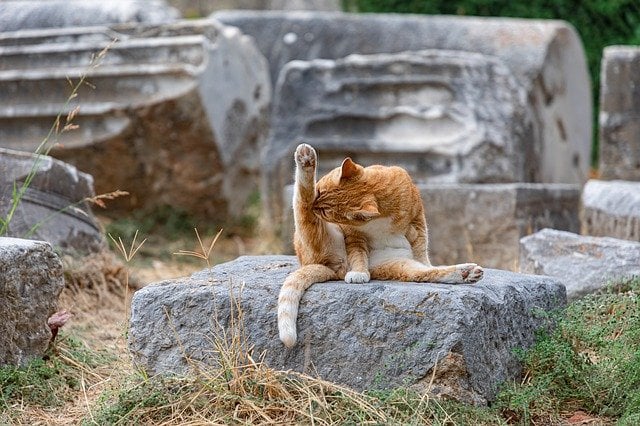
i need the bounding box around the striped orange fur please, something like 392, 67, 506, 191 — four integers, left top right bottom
277, 143, 483, 348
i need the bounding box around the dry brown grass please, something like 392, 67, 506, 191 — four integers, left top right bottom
87, 279, 457, 426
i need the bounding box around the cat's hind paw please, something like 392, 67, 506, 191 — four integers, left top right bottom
295, 143, 317, 169
458, 263, 483, 283
345, 270, 370, 284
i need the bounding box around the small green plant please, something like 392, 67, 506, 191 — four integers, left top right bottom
0, 333, 111, 415
495, 276, 640, 423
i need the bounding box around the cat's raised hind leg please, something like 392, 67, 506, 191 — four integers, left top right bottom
294, 143, 317, 205
370, 259, 483, 284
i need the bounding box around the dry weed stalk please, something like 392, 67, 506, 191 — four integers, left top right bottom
173, 228, 223, 268
108, 230, 147, 325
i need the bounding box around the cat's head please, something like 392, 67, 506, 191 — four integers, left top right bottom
313, 157, 380, 226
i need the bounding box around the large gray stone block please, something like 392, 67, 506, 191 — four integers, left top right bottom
262, 51, 533, 227
0, 148, 104, 255
599, 46, 640, 180
129, 255, 566, 404
0, 19, 270, 221
214, 12, 592, 226
582, 179, 640, 241
0, 0, 179, 31
520, 229, 640, 300
0, 237, 64, 366
282, 183, 581, 270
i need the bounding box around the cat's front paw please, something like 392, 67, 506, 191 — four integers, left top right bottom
345, 270, 370, 284
458, 263, 483, 283
295, 143, 317, 169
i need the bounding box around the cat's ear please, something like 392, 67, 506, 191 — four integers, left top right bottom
340, 157, 361, 180
349, 200, 380, 221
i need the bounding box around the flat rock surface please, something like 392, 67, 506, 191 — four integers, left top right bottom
582, 179, 640, 241
129, 255, 565, 404
0, 237, 64, 366
520, 228, 640, 299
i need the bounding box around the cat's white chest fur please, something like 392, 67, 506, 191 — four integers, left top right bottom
359, 217, 412, 267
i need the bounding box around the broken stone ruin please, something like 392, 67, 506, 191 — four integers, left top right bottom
518, 44, 640, 298
0, 13, 270, 222
0, 148, 104, 255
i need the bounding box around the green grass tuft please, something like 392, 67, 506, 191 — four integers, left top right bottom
496, 276, 640, 423
0, 334, 112, 413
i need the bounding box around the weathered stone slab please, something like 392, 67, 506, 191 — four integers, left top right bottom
599, 46, 640, 180
582, 179, 640, 241
0, 0, 179, 31
129, 255, 566, 404
0, 19, 270, 221
282, 182, 581, 270
0, 237, 64, 366
520, 229, 640, 300
0, 148, 104, 255
216, 12, 592, 226
216, 11, 592, 181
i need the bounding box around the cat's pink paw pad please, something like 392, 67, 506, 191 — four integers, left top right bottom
295, 143, 316, 169
345, 271, 370, 284
459, 263, 483, 283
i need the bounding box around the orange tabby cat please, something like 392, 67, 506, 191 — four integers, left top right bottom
278, 143, 483, 348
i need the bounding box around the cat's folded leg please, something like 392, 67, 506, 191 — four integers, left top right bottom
278, 263, 338, 348
370, 259, 483, 284
344, 229, 371, 283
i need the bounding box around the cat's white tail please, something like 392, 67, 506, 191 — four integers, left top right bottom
277, 264, 337, 348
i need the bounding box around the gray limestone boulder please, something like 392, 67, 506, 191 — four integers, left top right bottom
214, 12, 592, 227
0, 19, 270, 221
0, 148, 104, 255
129, 255, 566, 404
0, 237, 64, 366
282, 183, 581, 270
582, 180, 640, 241
519, 229, 640, 300
599, 46, 640, 180
0, 0, 179, 31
